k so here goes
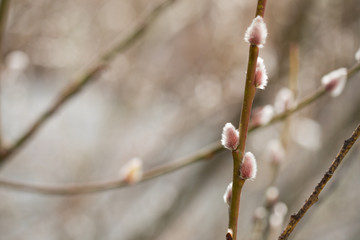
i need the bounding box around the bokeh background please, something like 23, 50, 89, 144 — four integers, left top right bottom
0, 0, 360, 239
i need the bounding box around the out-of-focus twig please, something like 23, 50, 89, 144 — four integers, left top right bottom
0, 0, 12, 153
0, 141, 223, 195
281, 43, 299, 149
252, 44, 300, 240
278, 123, 360, 240
0, 0, 177, 165
289, 44, 299, 98
0, 59, 358, 196
251, 62, 360, 132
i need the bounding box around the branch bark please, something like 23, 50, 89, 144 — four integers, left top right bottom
278, 123, 360, 240
228, 1, 267, 239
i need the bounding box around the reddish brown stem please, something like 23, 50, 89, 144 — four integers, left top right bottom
227, 1, 267, 239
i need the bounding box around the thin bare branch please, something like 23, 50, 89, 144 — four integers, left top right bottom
0, 64, 360, 195
228, 1, 268, 239
0, 141, 222, 195
251, 62, 360, 132
0, 53, 358, 196
278, 123, 360, 240
0, 0, 177, 165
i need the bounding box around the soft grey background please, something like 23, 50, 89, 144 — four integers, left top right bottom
0, 0, 359, 239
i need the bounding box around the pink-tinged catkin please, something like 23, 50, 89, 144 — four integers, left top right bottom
240, 152, 257, 180
274, 88, 295, 114
321, 68, 347, 97
266, 139, 286, 165
244, 16, 268, 48
254, 57, 268, 89
223, 182, 233, 206
119, 157, 143, 184
221, 123, 239, 150
266, 186, 279, 206
251, 105, 274, 126
253, 206, 267, 221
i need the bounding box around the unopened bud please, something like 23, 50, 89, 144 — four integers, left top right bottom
274, 88, 295, 113
240, 152, 257, 180
119, 157, 143, 184
251, 105, 274, 126
221, 123, 239, 150
253, 206, 267, 221
266, 139, 286, 165
244, 16, 268, 48
223, 182, 233, 206
269, 213, 284, 228
268, 212, 284, 240
321, 68, 347, 97
254, 57, 268, 89
267, 202, 288, 240
266, 186, 279, 206
274, 202, 288, 217
6, 50, 29, 71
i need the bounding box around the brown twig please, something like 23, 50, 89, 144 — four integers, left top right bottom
228, 1, 267, 239
0, 60, 359, 196
251, 61, 360, 132
0, 0, 177, 165
0, 141, 223, 195
278, 123, 360, 240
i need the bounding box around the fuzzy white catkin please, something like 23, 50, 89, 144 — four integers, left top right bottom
244, 16, 268, 48
274, 88, 295, 113
223, 182, 233, 206
221, 123, 239, 150
240, 152, 257, 180
321, 68, 347, 97
252, 105, 274, 126
254, 57, 268, 89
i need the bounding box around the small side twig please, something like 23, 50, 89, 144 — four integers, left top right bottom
0, 63, 358, 195
251, 61, 360, 132
0, 0, 177, 165
278, 123, 360, 240
0, 141, 223, 195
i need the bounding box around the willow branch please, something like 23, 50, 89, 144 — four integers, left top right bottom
228, 2, 267, 240
278, 123, 360, 240
0, 141, 223, 195
0, 0, 177, 165
0, 61, 359, 195
251, 61, 360, 132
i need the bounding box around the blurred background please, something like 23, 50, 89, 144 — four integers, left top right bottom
0, 0, 359, 239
